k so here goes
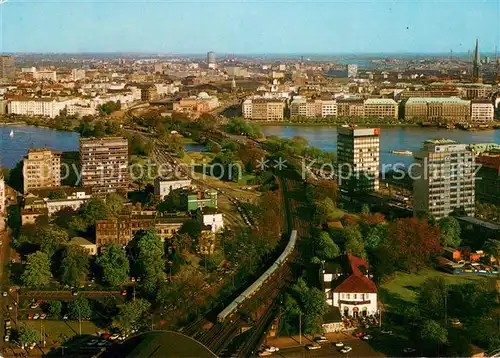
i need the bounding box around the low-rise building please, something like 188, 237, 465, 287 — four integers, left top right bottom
323, 254, 378, 319
69, 237, 98, 255
95, 213, 190, 247
187, 190, 217, 211
8, 98, 77, 118
154, 178, 192, 199
336, 98, 365, 117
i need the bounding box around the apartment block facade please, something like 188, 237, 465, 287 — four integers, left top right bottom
336, 98, 365, 117
289, 98, 337, 118
405, 97, 471, 122
471, 100, 494, 123
0, 56, 15, 80
80, 137, 129, 196
337, 128, 380, 191
23, 149, 62, 194
412, 139, 475, 220
363, 98, 398, 119
243, 98, 285, 121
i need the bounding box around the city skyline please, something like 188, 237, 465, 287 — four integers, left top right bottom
0, 0, 499, 54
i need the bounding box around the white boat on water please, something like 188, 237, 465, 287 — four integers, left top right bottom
391, 150, 412, 156
9, 130, 14, 138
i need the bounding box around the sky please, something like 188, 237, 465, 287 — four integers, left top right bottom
0, 0, 499, 54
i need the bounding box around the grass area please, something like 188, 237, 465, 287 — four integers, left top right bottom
380, 268, 487, 305
21, 320, 101, 346
237, 174, 255, 185
181, 151, 215, 165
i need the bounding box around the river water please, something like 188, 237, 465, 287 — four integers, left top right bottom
262, 125, 500, 168
0, 125, 80, 168
1, 124, 500, 170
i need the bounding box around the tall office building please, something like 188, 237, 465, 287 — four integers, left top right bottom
23, 149, 62, 194
80, 137, 129, 196
207, 51, 216, 69
337, 128, 380, 191
412, 139, 475, 220
347, 64, 358, 78
0, 55, 15, 80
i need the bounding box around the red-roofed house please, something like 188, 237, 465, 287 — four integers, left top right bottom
323, 254, 378, 318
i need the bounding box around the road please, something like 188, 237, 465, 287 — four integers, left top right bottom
272, 339, 385, 358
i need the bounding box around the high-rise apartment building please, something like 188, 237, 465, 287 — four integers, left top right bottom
0, 55, 15, 80
207, 51, 216, 69
80, 137, 129, 196
337, 128, 380, 191
23, 149, 62, 194
347, 64, 358, 78
412, 139, 475, 220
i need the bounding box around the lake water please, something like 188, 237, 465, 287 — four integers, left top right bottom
0, 125, 80, 168
262, 125, 500, 168
2, 124, 500, 170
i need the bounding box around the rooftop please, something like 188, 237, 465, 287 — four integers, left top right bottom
406, 97, 470, 104
364, 98, 397, 105
69, 237, 95, 246
424, 138, 457, 145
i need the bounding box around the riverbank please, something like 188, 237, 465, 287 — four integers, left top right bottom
255, 121, 420, 128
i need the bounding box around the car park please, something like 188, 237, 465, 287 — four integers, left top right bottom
340, 346, 352, 354
306, 343, 321, 351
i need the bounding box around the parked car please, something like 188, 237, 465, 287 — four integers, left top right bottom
341, 346, 353, 354
306, 343, 321, 351
264, 346, 279, 353
33, 313, 40, 320
7, 305, 12, 311
121, 290, 127, 296
403, 348, 416, 353
258, 352, 272, 357
335, 342, 344, 347
2, 292, 7, 297
28, 313, 33, 320
362, 334, 372, 340
314, 336, 328, 343
4, 334, 9, 342
381, 330, 393, 334
40, 313, 47, 320
86, 339, 99, 346
449, 318, 462, 327
4, 320, 11, 329
354, 332, 365, 338
109, 333, 120, 341
63, 314, 68, 320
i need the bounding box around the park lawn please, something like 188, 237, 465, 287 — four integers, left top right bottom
181, 151, 215, 165
237, 174, 255, 185
380, 268, 487, 305
21, 319, 101, 346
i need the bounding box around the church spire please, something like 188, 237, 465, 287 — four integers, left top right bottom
473, 38, 481, 81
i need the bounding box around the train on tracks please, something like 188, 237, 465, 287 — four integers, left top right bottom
217, 230, 297, 323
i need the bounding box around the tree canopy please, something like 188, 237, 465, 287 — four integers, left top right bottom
21, 251, 52, 288
96, 245, 130, 287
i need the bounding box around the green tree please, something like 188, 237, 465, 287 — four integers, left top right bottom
60, 246, 89, 286
68, 296, 92, 320
7, 205, 21, 232
179, 219, 202, 243
113, 298, 151, 332
364, 224, 388, 251
47, 300, 62, 316
105, 192, 125, 217
439, 216, 461, 248
417, 277, 447, 319
93, 121, 106, 138
71, 198, 109, 232
420, 319, 448, 354
21, 251, 52, 288
134, 229, 166, 293
36, 226, 69, 257
96, 245, 130, 287
344, 225, 366, 258
315, 231, 340, 260
18, 326, 39, 346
